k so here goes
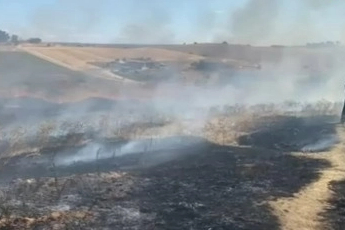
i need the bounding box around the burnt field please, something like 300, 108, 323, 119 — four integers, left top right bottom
323, 179, 345, 230
0, 46, 344, 229
0, 97, 343, 229
0, 135, 331, 229
0, 114, 338, 182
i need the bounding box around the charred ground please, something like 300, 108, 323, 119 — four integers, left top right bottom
0, 112, 338, 229
323, 179, 345, 230
0, 45, 344, 229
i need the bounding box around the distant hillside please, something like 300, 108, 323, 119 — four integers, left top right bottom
158, 43, 345, 65
41, 42, 345, 67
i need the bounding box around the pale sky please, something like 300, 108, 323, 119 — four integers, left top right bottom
0, 0, 345, 45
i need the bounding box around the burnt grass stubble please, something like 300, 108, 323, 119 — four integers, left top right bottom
323, 178, 345, 230
0, 115, 338, 229
322, 122, 345, 230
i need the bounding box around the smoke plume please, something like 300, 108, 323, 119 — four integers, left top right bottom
229, 0, 279, 44
212, 0, 345, 45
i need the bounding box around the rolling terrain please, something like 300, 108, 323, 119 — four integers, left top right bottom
0, 44, 344, 229
0, 49, 152, 101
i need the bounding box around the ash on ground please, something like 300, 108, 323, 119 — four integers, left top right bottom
0, 114, 340, 229
0, 143, 330, 229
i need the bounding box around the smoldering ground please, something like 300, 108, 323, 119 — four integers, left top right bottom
0, 49, 344, 176
2, 41, 345, 136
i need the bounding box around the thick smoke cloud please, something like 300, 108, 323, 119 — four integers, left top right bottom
213, 0, 345, 45
221, 0, 342, 45
229, 0, 279, 44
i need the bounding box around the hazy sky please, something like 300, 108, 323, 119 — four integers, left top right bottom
0, 0, 345, 45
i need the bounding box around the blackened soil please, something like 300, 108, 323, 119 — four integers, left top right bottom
237, 115, 339, 152
132, 143, 330, 230
0, 115, 337, 229
0, 138, 331, 229
323, 179, 345, 230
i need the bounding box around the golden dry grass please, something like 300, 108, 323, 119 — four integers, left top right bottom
18, 46, 205, 84
20, 46, 204, 71
269, 125, 345, 230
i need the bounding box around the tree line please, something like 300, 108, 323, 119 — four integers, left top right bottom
0, 29, 42, 44
306, 41, 341, 48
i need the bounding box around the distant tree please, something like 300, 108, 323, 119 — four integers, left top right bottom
193, 42, 198, 45
0, 30, 10, 43
222, 41, 228, 45
27, 37, 42, 44
10, 34, 19, 45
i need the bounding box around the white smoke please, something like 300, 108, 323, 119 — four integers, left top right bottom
54, 136, 204, 166
301, 134, 339, 152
